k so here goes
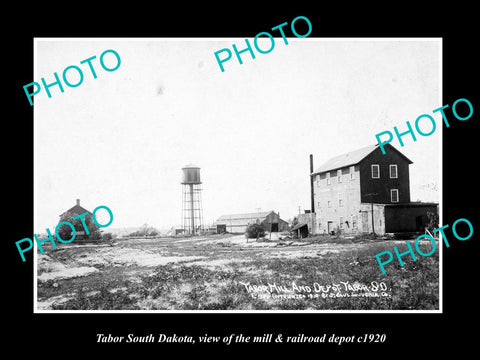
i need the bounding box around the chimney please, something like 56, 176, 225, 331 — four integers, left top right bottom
310, 154, 315, 213
76, 199, 80, 206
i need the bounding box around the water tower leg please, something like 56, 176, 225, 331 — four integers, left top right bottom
190, 183, 195, 235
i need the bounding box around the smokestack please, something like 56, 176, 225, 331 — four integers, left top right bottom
76, 199, 80, 206
310, 154, 315, 213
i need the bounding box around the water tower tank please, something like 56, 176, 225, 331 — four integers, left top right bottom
181, 164, 202, 184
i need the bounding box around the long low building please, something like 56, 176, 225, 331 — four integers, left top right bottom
215, 211, 289, 234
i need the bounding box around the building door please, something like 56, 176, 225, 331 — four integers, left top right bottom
327, 221, 333, 234
217, 224, 226, 234
271, 223, 279, 232
361, 211, 369, 232
416, 216, 423, 231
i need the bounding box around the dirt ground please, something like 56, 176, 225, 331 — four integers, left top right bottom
36, 233, 439, 311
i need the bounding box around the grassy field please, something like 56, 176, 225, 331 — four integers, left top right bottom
36, 233, 439, 311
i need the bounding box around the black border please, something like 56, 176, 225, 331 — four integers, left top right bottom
5, 5, 478, 355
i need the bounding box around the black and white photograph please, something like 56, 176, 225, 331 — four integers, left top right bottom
33, 38, 441, 312
5, 7, 478, 355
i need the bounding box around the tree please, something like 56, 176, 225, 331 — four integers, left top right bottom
102, 232, 116, 242
129, 223, 160, 237
291, 217, 298, 227
245, 223, 266, 239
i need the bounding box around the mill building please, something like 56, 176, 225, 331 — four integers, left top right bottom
310, 143, 438, 235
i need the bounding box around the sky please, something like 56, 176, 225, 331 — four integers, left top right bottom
34, 38, 441, 232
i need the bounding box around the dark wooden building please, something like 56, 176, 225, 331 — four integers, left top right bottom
358, 144, 412, 204
215, 211, 289, 234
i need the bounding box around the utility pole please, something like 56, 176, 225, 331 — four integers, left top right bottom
310, 154, 315, 213
364, 193, 378, 235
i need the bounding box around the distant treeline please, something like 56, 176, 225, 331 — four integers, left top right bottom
126, 224, 160, 237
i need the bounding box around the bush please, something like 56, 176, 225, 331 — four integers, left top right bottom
245, 223, 266, 239
102, 232, 115, 242
128, 223, 160, 237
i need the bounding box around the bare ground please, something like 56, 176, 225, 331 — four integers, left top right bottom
36, 233, 439, 311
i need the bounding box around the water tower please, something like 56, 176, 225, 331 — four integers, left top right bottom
181, 164, 204, 235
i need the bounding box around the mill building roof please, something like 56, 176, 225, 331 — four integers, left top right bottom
312, 144, 413, 175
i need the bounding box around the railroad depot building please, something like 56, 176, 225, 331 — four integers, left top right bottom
311, 144, 437, 236
215, 211, 289, 234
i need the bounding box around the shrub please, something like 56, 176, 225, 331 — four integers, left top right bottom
102, 232, 115, 242
128, 223, 160, 237
245, 223, 266, 239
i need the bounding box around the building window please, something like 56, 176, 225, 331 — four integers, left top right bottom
337, 169, 342, 183
390, 164, 398, 178
350, 166, 355, 180
339, 198, 343, 207
327, 201, 332, 208
391, 189, 399, 203
317, 180, 320, 187
371, 164, 380, 178
327, 177, 331, 185
339, 217, 344, 229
